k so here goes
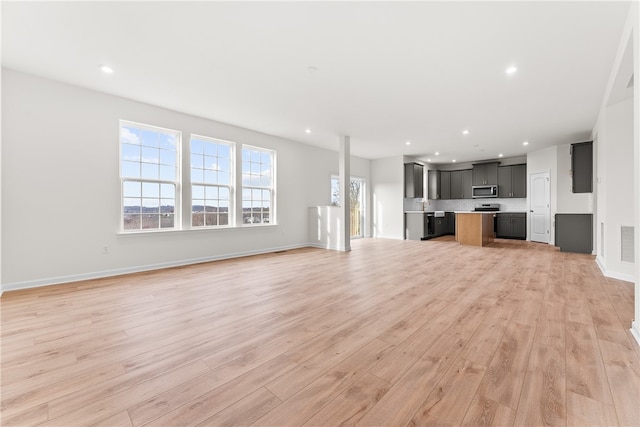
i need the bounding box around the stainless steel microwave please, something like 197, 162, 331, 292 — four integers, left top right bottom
472, 185, 498, 198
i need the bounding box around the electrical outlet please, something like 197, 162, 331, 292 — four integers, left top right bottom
103, 244, 109, 254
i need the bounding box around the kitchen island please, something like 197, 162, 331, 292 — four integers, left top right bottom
455, 212, 495, 247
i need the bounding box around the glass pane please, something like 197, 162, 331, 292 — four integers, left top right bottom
243, 212, 254, 224
218, 172, 229, 185
218, 213, 229, 226
159, 149, 175, 166
191, 169, 204, 183
191, 153, 203, 169
121, 143, 141, 162
263, 213, 270, 223
192, 212, 204, 226
192, 185, 205, 199
141, 147, 158, 164
123, 199, 141, 213
251, 162, 261, 175
141, 163, 159, 179
141, 129, 159, 147
204, 142, 216, 156
252, 188, 261, 201
142, 198, 160, 213
205, 214, 218, 226
205, 201, 217, 213
261, 176, 271, 187
242, 148, 250, 161
160, 200, 174, 213
192, 199, 205, 212
219, 187, 229, 200
191, 139, 204, 154
123, 181, 141, 197
218, 144, 230, 158
251, 175, 260, 187
251, 150, 261, 162
120, 125, 141, 145
219, 200, 229, 209
242, 189, 251, 200
261, 151, 270, 164
205, 155, 218, 171
159, 133, 176, 150
204, 170, 216, 184
160, 183, 175, 198
262, 189, 270, 202
160, 214, 174, 228
218, 158, 229, 172
242, 161, 251, 174
159, 165, 175, 181
142, 214, 159, 229
142, 182, 160, 198
205, 186, 218, 200
122, 161, 140, 178
123, 214, 141, 230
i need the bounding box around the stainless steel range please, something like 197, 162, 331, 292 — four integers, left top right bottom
474, 203, 500, 212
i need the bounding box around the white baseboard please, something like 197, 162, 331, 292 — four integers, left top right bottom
631, 321, 640, 347
0, 244, 310, 294
595, 256, 635, 282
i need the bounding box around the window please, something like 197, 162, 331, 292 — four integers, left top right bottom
242, 146, 274, 225
120, 121, 180, 231
191, 136, 233, 227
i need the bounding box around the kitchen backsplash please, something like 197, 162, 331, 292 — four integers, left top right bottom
405, 198, 527, 212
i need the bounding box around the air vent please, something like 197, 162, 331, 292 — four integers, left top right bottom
621, 226, 634, 263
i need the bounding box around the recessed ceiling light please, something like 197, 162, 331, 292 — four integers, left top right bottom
506, 66, 518, 75
305, 129, 311, 134
462, 129, 469, 135
522, 141, 529, 146
427, 159, 432, 162
452, 159, 457, 163
498, 153, 504, 157
435, 152, 440, 156
100, 65, 113, 74
405, 141, 411, 145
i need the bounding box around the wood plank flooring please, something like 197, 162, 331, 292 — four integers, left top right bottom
1, 237, 639, 426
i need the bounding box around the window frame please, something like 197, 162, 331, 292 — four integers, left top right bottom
241, 145, 276, 226
189, 134, 235, 228
119, 120, 181, 232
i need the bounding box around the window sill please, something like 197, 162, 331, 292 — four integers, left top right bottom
117, 223, 278, 236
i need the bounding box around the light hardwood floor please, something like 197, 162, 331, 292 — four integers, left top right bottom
1, 237, 639, 427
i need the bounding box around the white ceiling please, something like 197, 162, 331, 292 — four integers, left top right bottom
1, 1, 631, 163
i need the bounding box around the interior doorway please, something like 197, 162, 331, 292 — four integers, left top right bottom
530, 171, 551, 243
331, 176, 365, 238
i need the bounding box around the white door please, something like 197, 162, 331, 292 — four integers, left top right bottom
530, 172, 550, 243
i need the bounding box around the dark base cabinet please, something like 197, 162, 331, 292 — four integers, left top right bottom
555, 214, 592, 253
496, 213, 526, 240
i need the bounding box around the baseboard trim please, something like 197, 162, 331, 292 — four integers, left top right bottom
631, 321, 640, 347
0, 244, 311, 294
595, 257, 634, 282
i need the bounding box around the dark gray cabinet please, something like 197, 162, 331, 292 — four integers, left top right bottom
428, 170, 440, 199
450, 170, 472, 199
555, 214, 592, 253
447, 212, 456, 234
496, 213, 526, 239
440, 171, 451, 199
498, 164, 527, 198
472, 162, 499, 186
571, 141, 593, 193
433, 215, 448, 236
404, 163, 424, 198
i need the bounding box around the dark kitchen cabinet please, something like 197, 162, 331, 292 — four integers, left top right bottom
433, 215, 448, 236
555, 213, 592, 253
440, 171, 451, 199
449, 169, 473, 199
498, 164, 527, 198
428, 170, 440, 199
571, 141, 593, 193
447, 212, 456, 234
472, 162, 499, 186
496, 213, 526, 239
404, 163, 424, 198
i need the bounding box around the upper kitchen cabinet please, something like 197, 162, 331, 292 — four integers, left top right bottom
428, 169, 440, 199
571, 141, 593, 193
498, 164, 526, 198
440, 171, 451, 199
404, 163, 424, 198
450, 169, 473, 199
472, 162, 499, 186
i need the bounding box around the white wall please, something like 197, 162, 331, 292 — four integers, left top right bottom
1, 69, 371, 291
371, 156, 404, 239
527, 146, 557, 244
595, 98, 634, 280
555, 143, 594, 213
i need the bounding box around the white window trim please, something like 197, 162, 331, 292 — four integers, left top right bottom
240, 144, 276, 226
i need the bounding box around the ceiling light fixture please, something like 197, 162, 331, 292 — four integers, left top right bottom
101, 65, 113, 74
435, 152, 440, 156
452, 159, 457, 163
405, 141, 411, 145
522, 141, 529, 146
427, 159, 432, 162
462, 130, 469, 135
305, 129, 311, 134
506, 65, 518, 75
498, 153, 504, 158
